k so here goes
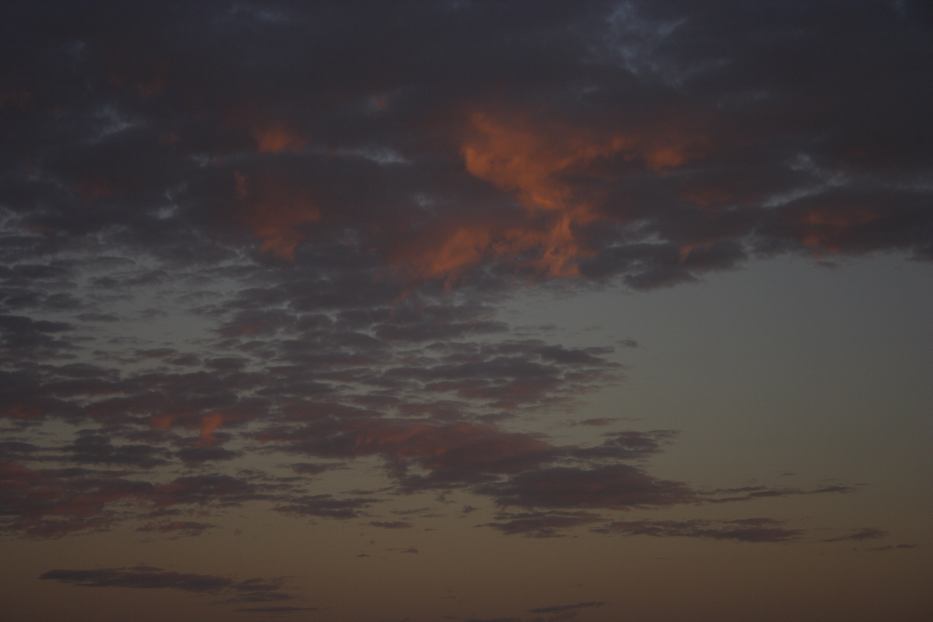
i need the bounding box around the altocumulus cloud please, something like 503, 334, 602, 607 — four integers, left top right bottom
0, 0, 922, 565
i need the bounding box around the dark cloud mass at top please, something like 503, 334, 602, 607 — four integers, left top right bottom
1, 1, 930, 620
2, 0, 931, 285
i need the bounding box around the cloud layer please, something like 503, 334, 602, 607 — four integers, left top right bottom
1, 4, 928, 619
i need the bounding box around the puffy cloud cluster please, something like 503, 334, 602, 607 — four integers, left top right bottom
2, 1, 930, 290
0, 0, 923, 559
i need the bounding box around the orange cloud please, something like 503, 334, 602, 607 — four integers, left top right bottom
645, 144, 688, 171
136, 76, 165, 98
401, 113, 633, 281
678, 241, 702, 262
799, 207, 880, 254
233, 171, 321, 259
802, 207, 879, 228
0, 88, 32, 109
394, 111, 704, 283
150, 411, 231, 445
680, 185, 734, 210
462, 111, 633, 214
253, 124, 307, 154
410, 225, 491, 284
75, 178, 116, 200
199, 413, 224, 446
1, 403, 42, 419
150, 414, 176, 430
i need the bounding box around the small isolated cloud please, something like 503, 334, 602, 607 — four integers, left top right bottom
703, 484, 857, 503
237, 607, 317, 614
135, 520, 216, 538
865, 544, 918, 552
595, 517, 802, 543
483, 512, 601, 538
274, 494, 376, 519
369, 520, 412, 530
822, 528, 887, 543
40, 565, 304, 610
529, 601, 605, 615
480, 464, 694, 510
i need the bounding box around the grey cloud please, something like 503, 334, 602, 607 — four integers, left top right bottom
595, 517, 802, 543
40, 565, 301, 607
529, 601, 605, 615
822, 528, 887, 543
480, 464, 695, 510
483, 512, 601, 539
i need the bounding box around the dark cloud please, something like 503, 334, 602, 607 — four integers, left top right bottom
567, 430, 677, 461
595, 517, 802, 543
0, 0, 919, 587
289, 462, 343, 476
0, 314, 74, 360
370, 520, 412, 530
67, 431, 168, 468
40, 565, 300, 607
0, 460, 150, 537
480, 464, 695, 510
529, 601, 605, 615
574, 418, 619, 427
235, 607, 318, 614
704, 484, 857, 503
483, 512, 601, 538
865, 543, 918, 552
822, 528, 887, 543
1, 0, 928, 296
0, 461, 268, 537
259, 417, 557, 489
176, 445, 240, 465
40, 566, 234, 592
135, 520, 216, 538
274, 494, 376, 520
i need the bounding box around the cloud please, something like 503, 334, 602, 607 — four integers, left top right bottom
480, 464, 695, 510
259, 417, 557, 488
176, 445, 240, 465
822, 528, 887, 543
274, 494, 376, 520
567, 430, 677, 461
865, 544, 918, 552
595, 518, 802, 543
370, 520, 412, 529
252, 124, 308, 155
703, 484, 857, 504
3, 0, 929, 293
528, 601, 605, 615
40, 566, 233, 592
40, 565, 303, 609
0, 0, 918, 574
67, 431, 168, 468
135, 521, 216, 538
483, 512, 601, 538
0, 461, 267, 537
235, 607, 318, 614
0, 460, 150, 537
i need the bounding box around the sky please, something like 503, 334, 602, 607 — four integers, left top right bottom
1, 1, 932, 621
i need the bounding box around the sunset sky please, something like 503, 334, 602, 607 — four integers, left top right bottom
2, 2, 932, 621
